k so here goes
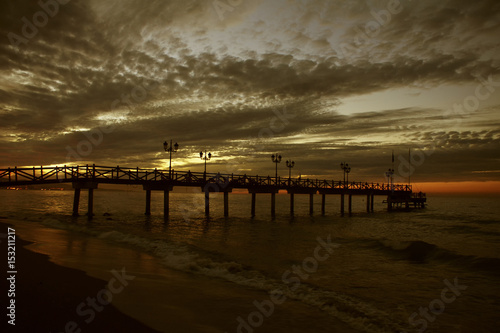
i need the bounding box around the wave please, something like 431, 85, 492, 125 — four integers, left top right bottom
378, 240, 438, 263
473, 219, 500, 225
40, 218, 407, 333
96, 230, 410, 332
376, 239, 500, 275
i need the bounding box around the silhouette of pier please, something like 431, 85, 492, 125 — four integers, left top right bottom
0, 164, 426, 218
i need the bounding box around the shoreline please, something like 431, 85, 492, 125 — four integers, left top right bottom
1, 221, 160, 333
2, 218, 363, 333
1, 192, 499, 332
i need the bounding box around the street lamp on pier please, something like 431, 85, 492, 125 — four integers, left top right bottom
386, 168, 394, 191
340, 162, 351, 188
286, 160, 295, 185
163, 140, 179, 178
200, 150, 212, 179
271, 154, 282, 181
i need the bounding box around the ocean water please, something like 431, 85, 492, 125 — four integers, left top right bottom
1, 188, 500, 332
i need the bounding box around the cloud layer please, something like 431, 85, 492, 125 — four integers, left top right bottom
1, 0, 499, 183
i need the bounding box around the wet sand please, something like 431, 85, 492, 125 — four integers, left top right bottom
2, 221, 160, 333
3, 219, 360, 333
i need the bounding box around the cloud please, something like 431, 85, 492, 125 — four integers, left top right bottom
1, 0, 499, 184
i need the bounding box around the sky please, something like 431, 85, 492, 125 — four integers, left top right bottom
1, 0, 499, 192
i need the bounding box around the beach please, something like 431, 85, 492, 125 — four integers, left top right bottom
2, 190, 500, 332
2, 221, 161, 333
2, 218, 359, 333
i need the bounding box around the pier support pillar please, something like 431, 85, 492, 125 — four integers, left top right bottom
371, 194, 374, 212
72, 182, 98, 218
309, 193, 314, 215
340, 194, 345, 216
251, 193, 256, 217
290, 193, 294, 215
142, 184, 173, 220
321, 194, 326, 216
366, 194, 370, 213
271, 192, 276, 217
348, 194, 352, 216
72, 188, 80, 216
387, 196, 392, 211
87, 188, 94, 217
145, 189, 151, 215
164, 190, 170, 218
224, 191, 229, 217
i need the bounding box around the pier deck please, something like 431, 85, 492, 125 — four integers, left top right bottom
0, 164, 425, 218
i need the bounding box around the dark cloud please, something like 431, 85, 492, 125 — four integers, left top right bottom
1, 0, 499, 185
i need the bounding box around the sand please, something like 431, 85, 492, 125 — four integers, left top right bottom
2, 218, 361, 333
1, 221, 160, 333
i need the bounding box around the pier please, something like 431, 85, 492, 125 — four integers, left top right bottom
0, 165, 425, 218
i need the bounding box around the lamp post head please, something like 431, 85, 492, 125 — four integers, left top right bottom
163, 141, 168, 151
278, 155, 282, 162
201, 151, 211, 160
271, 154, 275, 161
173, 142, 179, 152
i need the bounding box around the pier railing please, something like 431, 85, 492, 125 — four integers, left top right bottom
0, 164, 424, 217
0, 164, 411, 193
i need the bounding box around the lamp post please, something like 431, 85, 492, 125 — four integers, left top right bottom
200, 150, 212, 178
163, 140, 179, 178
286, 160, 295, 185
386, 168, 394, 191
340, 162, 351, 188
271, 154, 282, 180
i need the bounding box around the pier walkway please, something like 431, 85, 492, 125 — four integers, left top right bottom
0, 164, 425, 218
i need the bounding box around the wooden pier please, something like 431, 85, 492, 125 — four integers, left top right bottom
0, 164, 425, 218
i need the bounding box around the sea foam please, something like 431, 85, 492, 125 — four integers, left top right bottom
40, 217, 408, 332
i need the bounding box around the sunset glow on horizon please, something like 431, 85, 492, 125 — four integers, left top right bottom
412, 181, 500, 195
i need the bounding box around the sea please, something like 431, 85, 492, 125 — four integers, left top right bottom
1, 188, 499, 333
